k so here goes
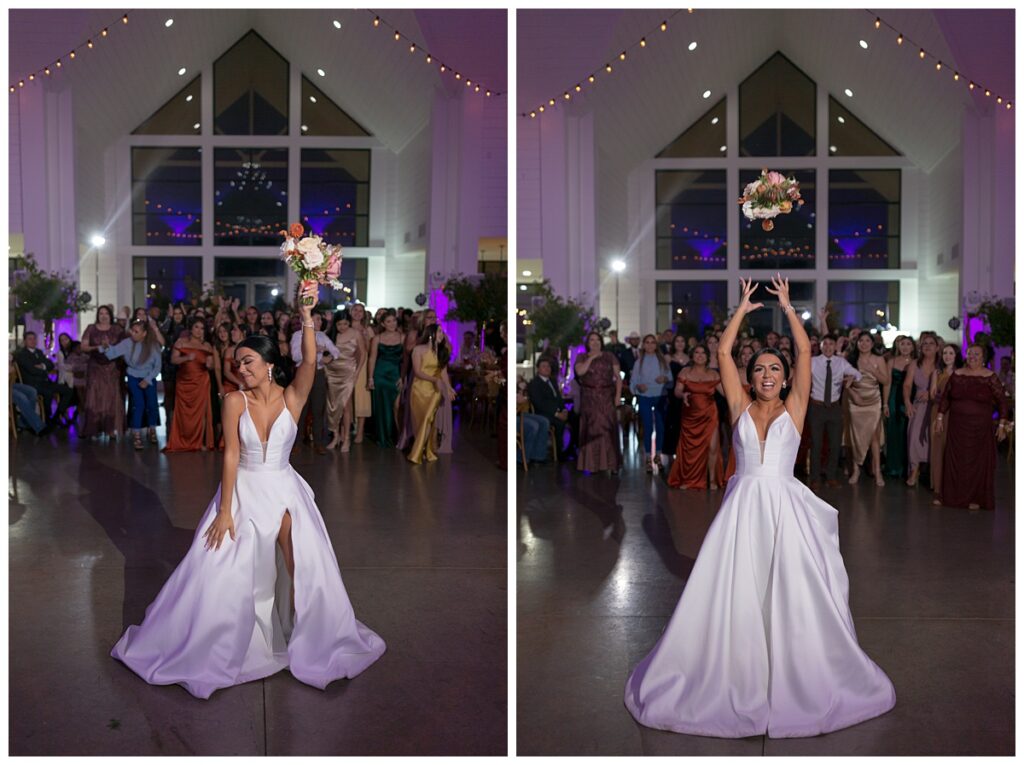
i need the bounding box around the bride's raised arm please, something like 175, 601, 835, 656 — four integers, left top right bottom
719, 277, 763, 425
287, 281, 320, 408
765, 273, 812, 428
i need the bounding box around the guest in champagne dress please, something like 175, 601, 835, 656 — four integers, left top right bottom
79, 305, 126, 439
407, 324, 454, 465
349, 303, 375, 444
935, 345, 1010, 510
903, 335, 938, 486
884, 336, 915, 478
929, 344, 962, 500
165, 318, 215, 452
368, 312, 404, 447
668, 345, 724, 490
845, 333, 889, 486
324, 311, 364, 452
573, 332, 623, 474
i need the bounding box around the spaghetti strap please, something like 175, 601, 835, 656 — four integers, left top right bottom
236, 390, 249, 410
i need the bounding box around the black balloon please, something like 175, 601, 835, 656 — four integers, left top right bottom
414, 293, 427, 306
948, 316, 961, 330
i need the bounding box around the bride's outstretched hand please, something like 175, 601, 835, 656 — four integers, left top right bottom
738, 277, 763, 315
765, 273, 791, 309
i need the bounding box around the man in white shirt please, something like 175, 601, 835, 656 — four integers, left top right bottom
808, 334, 861, 488
290, 311, 341, 454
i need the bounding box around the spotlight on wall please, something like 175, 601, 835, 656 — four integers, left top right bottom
611, 259, 626, 273
271, 288, 280, 297
90, 234, 106, 247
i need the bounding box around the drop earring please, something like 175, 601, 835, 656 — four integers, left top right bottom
267, 366, 273, 382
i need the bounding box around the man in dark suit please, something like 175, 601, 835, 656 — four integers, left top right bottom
14, 331, 71, 425
527, 356, 576, 460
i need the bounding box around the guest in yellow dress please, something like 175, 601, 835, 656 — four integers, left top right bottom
407, 323, 455, 465
349, 302, 375, 444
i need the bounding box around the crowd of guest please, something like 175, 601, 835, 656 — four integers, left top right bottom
12, 296, 507, 465
519, 311, 1013, 512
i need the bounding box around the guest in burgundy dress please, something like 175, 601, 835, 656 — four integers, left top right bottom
935, 344, 1010, 510
79, 305, 126, 439
574, 332, 623, 474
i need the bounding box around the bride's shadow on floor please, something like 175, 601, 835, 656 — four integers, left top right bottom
77, 445, 195, 633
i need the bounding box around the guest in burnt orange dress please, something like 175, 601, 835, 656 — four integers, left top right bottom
934, 344, 1010, 510
574, 331, 623, 474
164, 317, 215, 452
668, 345, 725, 490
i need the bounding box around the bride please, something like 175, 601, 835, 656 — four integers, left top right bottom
624, 275, 894, 738
112, 281, 385, 699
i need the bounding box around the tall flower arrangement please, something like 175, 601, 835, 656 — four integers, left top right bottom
278, 223, 343, 305
11, 253, 93, 342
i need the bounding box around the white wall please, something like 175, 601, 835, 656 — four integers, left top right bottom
516, 119, 541, 263
9, 95, 23, 233
479, 97, 507, 238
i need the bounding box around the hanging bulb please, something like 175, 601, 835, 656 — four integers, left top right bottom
101, 28, 108, 37
660, 20, 668, 31
394, 31, 400, 41
69, 51, 76, 59
548, 98, 555, 106
485, 90, 491, 97
896, 33, 903, 45
985, 89, 991, 97
875, 17, 881, 29
426, 54, 432, 63
44, 67, 50, 75
640, 38, 646, 48
997, 96, 1002, 104
18, 80, 24, 87
969, 81, 975, 90
605, 63, 613, 73
439, 64, 446, 72
954, 72, 959, 81
918, 48, 925, 59
455, 72, 461, 80
563, 92, 570, 100
122, 14, 128, 24
936, 61, 941, 71
409, 43, 415, 53
530, 111, 536, 119
9, 85, 14, 93
28, 74, 34, 81
538, 105, 545, 112
373, 16, 380, 27
588, 74, 595, 83
619, 51, 626, 61
87, 40, 94, 49
55, 59, 61, 68
574, 84, 582, 92
1007, 102, 1012, 110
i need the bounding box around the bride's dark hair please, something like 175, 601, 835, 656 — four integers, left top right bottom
237, 334, 290, 386
746, 348, 791, 399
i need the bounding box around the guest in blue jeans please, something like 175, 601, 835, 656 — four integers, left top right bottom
629, 334, 671, 473
103, 318, 163, 450
11, 382, 51, 436
516, 388, 551, 465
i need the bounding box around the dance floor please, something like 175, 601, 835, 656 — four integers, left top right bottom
9, 419, 507, 756
517, 438, 1014, 756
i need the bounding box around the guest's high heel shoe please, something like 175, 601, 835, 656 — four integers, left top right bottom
906, 466, 919, 487
848, 466, 861, 485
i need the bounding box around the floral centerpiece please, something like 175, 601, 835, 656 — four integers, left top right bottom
738, 168, 803, 231
278, 222, 343, 305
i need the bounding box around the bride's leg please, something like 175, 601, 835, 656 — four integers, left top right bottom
277, 511, 295, 609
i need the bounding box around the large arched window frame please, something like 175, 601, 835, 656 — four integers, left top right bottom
114, 36, 387, 309
633, 57, 918, 335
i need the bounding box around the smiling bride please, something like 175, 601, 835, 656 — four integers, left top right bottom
112, 281, 385, 699
624, 274, 895, 738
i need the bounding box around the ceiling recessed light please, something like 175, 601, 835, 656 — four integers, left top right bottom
164, 18, 174, 27
185, 94, 193, 102
719, 145, 727, 152
837, 115, 845, 123
177, 67, 186, 76
829, 145, 838, 152
702, 89, 711, 99
333, 20, 341, 29
844, 88, 853, 97
316, 68, 326, 77
522, 270, 533, 277
859, 40, 868, 49
711, 116, 719, 125
519, 284, 528, 291
301, 124, 308, 132
688, 41, 697, 51
193, 122, 200, 130
309, 95, 317, 103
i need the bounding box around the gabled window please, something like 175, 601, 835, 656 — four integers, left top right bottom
657, 98, 726, 158
828, 97, 900, 156
132, 76, 200, 135
739, 52, 816, 157
301, 76, 370, 137
214, 31, 289, 135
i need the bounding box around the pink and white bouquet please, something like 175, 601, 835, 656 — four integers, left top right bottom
278, 222, 343, 305
738, 169, 803, 232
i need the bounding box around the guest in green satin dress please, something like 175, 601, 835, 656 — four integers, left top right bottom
367, 311, 405, 448
884, 335, 915, 478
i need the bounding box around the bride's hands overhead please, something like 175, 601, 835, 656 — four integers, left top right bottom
738, 277, 763, 315
765, 273, 792, 309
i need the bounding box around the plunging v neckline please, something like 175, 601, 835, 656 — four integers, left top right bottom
243, 397, 291, 463
744, 405, 790, 465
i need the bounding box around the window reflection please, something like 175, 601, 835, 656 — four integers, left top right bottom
828, 170, 901, 269
656, 281, 728, 336
740, 53, 815, 157
828, 281, 900, 328
300, 149, 370, 247
655, 170, 727, 270
739, 169, 815, 269
213, 148, 288, 246
131, 147, 202, 246
657, 98, 726, 158
214, 31, 289, 135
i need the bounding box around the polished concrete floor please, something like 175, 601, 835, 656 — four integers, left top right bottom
9, 418, 506, 756
517, 436, 1015, 756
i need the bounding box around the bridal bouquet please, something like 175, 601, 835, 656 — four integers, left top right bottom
738, 169, 803, 231
278, 222, 343, 305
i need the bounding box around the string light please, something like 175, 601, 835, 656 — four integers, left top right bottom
522, 9, 688, 117
373, 16, 380, 27
869, 12, 1013, 110
122, 14, 128, 24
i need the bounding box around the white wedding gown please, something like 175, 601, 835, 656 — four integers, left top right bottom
112, 392, 386, 699
625, 405, 895, 738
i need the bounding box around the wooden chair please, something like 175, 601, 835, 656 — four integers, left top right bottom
516, 399, 530, 472
10, 362, 46, 427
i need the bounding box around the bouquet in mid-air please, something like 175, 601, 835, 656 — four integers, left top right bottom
278, 222, 343, 304
738, 169, 803, 231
